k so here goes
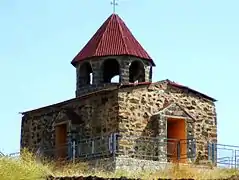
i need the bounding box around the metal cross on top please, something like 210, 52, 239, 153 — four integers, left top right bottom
111, 0, 118, 13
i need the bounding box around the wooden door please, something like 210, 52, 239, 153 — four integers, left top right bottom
55, 124, 67, 159
167, 118, 187, 163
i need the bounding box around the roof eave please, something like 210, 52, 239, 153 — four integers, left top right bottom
21, 85, 121, 115
166, 79, 217, 102
71, 54, 156, 67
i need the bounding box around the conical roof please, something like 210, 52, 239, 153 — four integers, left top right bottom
71, 14, 155, 66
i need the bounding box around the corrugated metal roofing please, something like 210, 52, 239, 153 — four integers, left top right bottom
71, 13, 155, 66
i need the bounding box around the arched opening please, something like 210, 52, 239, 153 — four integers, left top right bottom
129, 60, 145, 83
79, 62, 93, 85
102, 59, 120, 83
111, 75, 120, 83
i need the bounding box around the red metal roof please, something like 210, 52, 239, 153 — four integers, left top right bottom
71, 13, 155, 66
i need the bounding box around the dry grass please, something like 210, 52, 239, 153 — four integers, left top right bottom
0, 149, 51, 180
0, 149, 239, 180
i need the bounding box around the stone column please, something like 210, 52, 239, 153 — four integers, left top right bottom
119, 57, 130, 84
144, 65, 151, 82
149, 66, 153, 82
158, 114, 167, 162
91, 61, 102, 85
186, 119, 196, 162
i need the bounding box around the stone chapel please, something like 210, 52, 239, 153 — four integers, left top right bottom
20, 13, 217, 170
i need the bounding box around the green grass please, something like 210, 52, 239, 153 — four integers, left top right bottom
0, 149, 239, 180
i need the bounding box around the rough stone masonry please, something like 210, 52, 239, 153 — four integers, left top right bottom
20, 13, 217, 172
20, 79, 217, 171
116, 80, 217, 169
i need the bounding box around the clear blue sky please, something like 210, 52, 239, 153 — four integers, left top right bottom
0, 0, 238, 154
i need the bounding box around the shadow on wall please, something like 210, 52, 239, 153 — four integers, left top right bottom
133, 114, 189, 163
133, 114, 162, 161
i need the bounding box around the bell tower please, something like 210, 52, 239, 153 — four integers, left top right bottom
71, 14, 156, 97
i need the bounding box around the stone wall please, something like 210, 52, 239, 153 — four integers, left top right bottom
85, 157, 116, 171
21, 112, 56, 154
115, 157, 168, 172
117, 81, 217, 163
20, 90, 119, 158
21, 79, 217, 168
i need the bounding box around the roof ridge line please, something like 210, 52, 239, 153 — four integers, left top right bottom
94, 15, 113, 56
116, 14, 129, 55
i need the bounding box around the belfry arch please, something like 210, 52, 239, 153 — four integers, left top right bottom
129, 60, 145, 83
79, 62, 93, 85
102, 59, 120, 83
